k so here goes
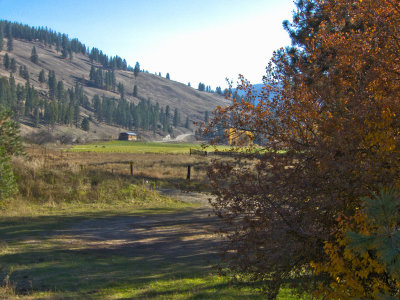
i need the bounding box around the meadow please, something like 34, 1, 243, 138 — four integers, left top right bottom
67, 141, 230, 154
0, 142, 303, 299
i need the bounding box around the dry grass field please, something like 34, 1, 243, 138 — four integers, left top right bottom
0, 144, 302, 299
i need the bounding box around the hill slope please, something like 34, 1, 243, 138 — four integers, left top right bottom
0, 37, 229, 142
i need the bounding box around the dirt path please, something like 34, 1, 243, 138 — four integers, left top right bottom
51, 191, 221, 262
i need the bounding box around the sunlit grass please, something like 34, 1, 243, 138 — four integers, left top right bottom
67, 141, 231, 154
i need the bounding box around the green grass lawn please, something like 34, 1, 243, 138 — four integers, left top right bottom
67, 141, 230, 154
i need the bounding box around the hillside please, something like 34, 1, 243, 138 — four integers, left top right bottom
0, 35, 229, 143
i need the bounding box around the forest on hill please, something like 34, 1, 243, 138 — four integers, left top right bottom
0, 20, 229, 141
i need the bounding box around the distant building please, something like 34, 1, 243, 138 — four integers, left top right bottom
118, 132, 137, 141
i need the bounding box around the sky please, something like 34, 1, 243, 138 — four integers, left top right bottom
0, 0, 295, 89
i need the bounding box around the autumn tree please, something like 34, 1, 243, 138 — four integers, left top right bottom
201, 0, 400, 297
312, 188, 400, 299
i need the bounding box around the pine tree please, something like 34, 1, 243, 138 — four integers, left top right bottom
118, 82, 125, 98
19, 65, 29, 81
48, 70, 57, 99
198, 82, 205, 91
205, 111, 209, 123
0, 25, 3, 52
89, 66, 95, 81
81, 117, 90, 131
134, 62, 140, 78
74, 104, 80, 127
34, 107, 39, 127
3, 53, 9, 70
30, 46, 38, 64
39, 69, 46, 83
7, 37, 12, 51
9, 58, 16, 73
0, 146, 17, 200
56, 81, 64, 100
173, 108, 180, 127
185, 116, 190, 129
166, 73, 170, 80
133, 85, 138, 97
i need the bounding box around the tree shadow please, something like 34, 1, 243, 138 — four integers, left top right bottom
0, 209, 234, 298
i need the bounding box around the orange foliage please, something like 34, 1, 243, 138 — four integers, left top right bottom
312, 213, 389, 299
201, 0, 400, 296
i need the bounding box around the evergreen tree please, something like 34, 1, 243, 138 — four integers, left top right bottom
48, 70, 56, 99
38, 69, 46, 83
166, 73, 170, 80
3, 53, 9, 70
61, 34, 69, 58
56, 81, 64, 100
19, 65, 29, 81
173, 108, 180, 127
33, 107, 39, 127
133, 85, 138, 97
118, 82, 125, 98
205, 111, 209, 123
216, 86, 222, 95
0, 145, 17, 200
0, 25, 3, 52
74, 104, 80, 127
30, 46, 38, 64
134, 61, 140, 78
198, 82, 205, 91
185, 116, 190, 129
9, 58, 16, 73
81, 117, 90, 131
89, 66, 95, 81
188, 82, 191, 87
7, 37, 12, 51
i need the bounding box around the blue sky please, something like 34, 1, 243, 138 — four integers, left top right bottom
0, 0, 295, 89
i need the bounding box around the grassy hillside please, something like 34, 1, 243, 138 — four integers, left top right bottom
0, 37, 229, 141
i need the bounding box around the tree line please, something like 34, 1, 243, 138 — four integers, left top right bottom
0, 20, 133, 71
0, 70, 183, 133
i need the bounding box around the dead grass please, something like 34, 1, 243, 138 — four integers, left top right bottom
23, 145, 213, 192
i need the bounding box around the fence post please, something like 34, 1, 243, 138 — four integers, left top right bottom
130, 161, 133, 176
187, 164, 191, 181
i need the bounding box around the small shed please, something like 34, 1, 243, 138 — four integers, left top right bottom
118, 132, 137, 141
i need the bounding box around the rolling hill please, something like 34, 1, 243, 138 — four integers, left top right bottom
0, 25, 230, 143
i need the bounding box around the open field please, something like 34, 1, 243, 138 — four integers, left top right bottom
67, 141, 230, 154
0, 144, 304, 299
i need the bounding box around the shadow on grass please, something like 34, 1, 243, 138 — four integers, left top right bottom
0, 209, 251, 298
